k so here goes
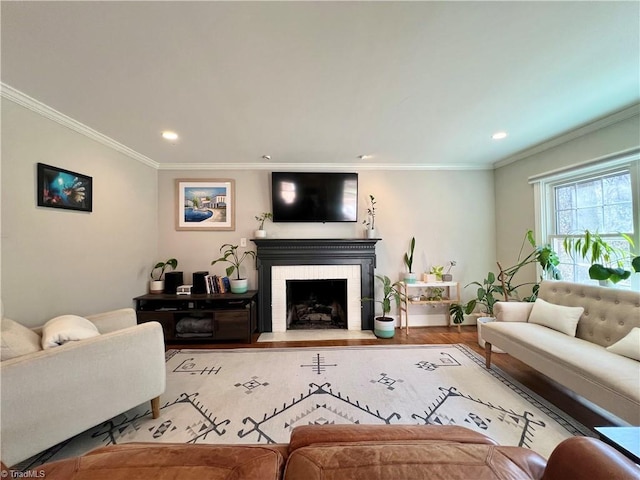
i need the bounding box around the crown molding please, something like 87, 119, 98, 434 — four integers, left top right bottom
157, 162, 490, 171
0, 84, 491, 172
493, 103, 640, 169
0, 83, 160, 169
9, 81, 628, 173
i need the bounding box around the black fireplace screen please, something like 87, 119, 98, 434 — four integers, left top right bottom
286, 279, 347, 329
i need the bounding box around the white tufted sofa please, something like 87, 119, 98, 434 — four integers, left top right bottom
483, 280, 640, 425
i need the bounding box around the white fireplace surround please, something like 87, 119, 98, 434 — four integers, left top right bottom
271, 265, 362, 332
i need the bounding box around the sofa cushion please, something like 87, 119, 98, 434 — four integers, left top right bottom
1, 317, 42, 361
41, 315, 100, 349
606, 327, 640, 361
494, 301, 535, 322
528, 298, 583, 336
283, 442, 546, 480
36, 443, 286, 480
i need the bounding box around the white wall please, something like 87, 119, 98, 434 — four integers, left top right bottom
158, 168, 496, 325
1, 100, 158, 327
494, 115, 640, 293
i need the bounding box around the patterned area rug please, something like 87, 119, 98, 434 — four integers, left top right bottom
20, 344, 592, 469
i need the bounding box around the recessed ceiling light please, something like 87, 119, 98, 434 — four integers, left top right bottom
262, 155, 271, 160
161, 131, 179, 141
358, 154, 373, 160
492, 131, 508, 140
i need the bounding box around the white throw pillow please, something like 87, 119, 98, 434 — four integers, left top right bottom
42, 315, 100, 349
606, 328, 640, 361
1, 317, 43, 361
528, 298, 583, 337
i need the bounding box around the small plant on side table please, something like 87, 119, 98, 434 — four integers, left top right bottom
430, 265, 444, 281
442, 260, 456, 281
404, 237, 416, 283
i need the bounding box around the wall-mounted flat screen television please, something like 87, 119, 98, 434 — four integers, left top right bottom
271, 172, 358, 223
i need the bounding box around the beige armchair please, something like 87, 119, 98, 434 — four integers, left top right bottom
1, 308, 166, 467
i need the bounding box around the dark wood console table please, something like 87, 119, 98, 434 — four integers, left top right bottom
134, 291, 257, 344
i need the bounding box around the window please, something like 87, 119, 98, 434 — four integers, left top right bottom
532, 152, 640, 291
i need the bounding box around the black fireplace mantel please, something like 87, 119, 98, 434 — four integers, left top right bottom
251, 238, 380, 332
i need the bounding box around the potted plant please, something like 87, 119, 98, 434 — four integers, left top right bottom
449, 301, 476, 333
497, 230, 561, 301
362, 194, 377, 238
447, 272, 502, 342
563, 230, 639, 284
442, 260, 456, 282
364, 275, 405, 338
467, 271, 505, 318
425, 287, 445, 301
211, 244, 256, 293
254, 212, 273, 238
149, 258, 178, 294
404, 237, 417, 283
429, 265, 444, 281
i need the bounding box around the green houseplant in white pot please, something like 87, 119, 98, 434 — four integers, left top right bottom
403, 237, 417, 283
364, 275, 405, 338
211, 244, 256, 294
149, 258, 178, 294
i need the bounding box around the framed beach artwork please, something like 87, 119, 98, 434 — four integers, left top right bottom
37, 163, 93, 212
175, 179, 235, 231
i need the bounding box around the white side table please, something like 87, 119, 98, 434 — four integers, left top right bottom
399, 281, 460, 333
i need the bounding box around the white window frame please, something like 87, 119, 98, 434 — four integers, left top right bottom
530, 148, 640, 291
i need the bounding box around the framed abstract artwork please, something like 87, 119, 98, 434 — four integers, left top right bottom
37, 163, 93, 212
175, 179, 235, 231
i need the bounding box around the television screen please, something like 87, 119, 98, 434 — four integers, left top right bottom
271, 172, 358, 223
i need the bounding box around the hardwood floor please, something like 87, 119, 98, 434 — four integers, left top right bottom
170, 325, 622, 432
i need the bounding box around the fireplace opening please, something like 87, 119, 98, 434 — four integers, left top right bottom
286, 279, 347, 330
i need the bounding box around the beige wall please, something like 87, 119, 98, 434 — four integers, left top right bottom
1, 100, 158, 327
158, 168, 496, 323
6, 94, 635, 328
1, 96, 496, 328
494, 115, 640, 293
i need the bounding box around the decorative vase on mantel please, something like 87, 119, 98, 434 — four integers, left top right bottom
254, 229, 267, 238
366, 228, 376, 239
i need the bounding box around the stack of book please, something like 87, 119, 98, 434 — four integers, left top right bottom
205, 275, 231, 293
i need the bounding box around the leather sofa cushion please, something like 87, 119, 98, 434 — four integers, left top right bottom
37, 443, 287, 480
288, 424, 498, 451
283, 441, 546, 480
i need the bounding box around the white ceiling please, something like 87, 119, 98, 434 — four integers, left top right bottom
2, 1, 639, 170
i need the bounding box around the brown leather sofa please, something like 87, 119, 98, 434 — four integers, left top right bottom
4, 425, 638, 480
